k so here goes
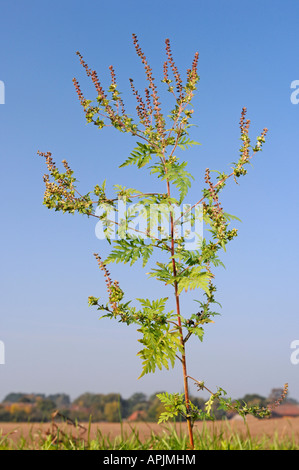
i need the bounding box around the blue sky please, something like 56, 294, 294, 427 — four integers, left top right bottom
0, 0, 299, 404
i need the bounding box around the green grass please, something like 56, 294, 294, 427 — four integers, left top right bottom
0, 420, 298, 450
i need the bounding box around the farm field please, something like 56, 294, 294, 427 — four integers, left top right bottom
1, 416, 299, 450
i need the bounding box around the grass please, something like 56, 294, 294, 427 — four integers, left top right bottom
0, 419, 298, 450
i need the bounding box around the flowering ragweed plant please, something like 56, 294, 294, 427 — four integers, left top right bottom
37, 35, 285, 449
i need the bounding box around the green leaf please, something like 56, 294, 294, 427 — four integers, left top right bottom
205, 395, 215, 416
168, 266, 211, 295
178, 136, 201, 151
162, 161, 194, 204
191, 325, 204, 341
156, 392, 185, 423
222, 212, 242, 223
157, 392, 204, 424
119, 142, 155, 169
137, 308, 182, 378
147, 261, 173, 283
105, 238, 154, 267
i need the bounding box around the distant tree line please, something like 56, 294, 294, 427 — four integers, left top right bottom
0, 390, 296, 423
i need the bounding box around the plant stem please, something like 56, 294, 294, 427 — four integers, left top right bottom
172, 264, 194, 449
166, 176, 194, 449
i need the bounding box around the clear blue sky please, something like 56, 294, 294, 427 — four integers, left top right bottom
0, 0, 299, 404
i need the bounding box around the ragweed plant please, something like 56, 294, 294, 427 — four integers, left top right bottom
37, 34, 284, 449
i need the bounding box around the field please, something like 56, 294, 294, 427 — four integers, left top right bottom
1, 416, 299, 450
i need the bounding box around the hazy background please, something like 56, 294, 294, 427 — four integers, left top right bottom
0, 0, 298, 403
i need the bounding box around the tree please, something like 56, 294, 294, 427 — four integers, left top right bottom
37, 34, 285, 449
36, 398, 56, 413
17, 395, 32, 403
48, 393, 71, 408
128, 393, 148, 413
0, 406, 11, 421
9, 405, 30, 422
104, 401, 120, 422
3, 393, 28, 403
240, 394, 267, 407
147, 394, 166, 422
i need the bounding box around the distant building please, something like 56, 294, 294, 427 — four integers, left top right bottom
127, 410, 147, 422
271, 404, 299, 418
